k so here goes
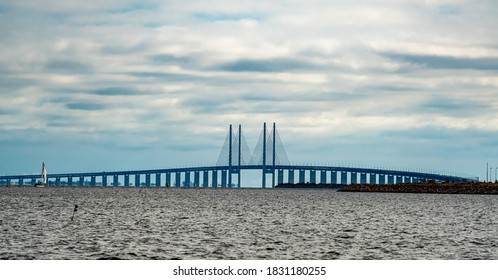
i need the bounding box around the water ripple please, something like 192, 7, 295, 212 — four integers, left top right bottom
0, 187, 496, 259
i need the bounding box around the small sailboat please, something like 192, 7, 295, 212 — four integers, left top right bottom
34, 162, 47, 188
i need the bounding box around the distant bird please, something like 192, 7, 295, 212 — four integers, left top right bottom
71, 204, 78, 221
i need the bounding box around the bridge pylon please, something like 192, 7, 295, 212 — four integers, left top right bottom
216, 122, 289, 188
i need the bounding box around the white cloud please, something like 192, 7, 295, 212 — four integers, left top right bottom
0, 0, 497, 178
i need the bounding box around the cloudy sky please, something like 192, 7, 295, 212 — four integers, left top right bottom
1, 0, 497, 181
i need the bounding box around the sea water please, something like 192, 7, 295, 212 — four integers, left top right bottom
0, 187, 496, 259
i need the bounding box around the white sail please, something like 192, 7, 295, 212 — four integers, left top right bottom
41, 162, 47, 185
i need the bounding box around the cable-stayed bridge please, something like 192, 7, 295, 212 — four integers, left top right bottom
0, 123, 479, 187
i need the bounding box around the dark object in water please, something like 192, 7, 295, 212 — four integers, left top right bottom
71, 204, 78, 221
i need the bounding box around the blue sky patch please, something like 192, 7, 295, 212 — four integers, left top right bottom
194, 12, 263, 21
437, 4, 462, 16
108, 2, 158, 14
65, 102, 107, 111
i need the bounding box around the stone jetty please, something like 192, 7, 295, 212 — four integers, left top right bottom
338, 182, 498, 194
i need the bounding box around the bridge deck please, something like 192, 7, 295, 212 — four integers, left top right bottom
0, 164, 478, 186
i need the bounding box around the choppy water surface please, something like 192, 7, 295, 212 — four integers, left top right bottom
0, 187, 496, 259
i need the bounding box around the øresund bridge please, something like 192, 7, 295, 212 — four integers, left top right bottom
0, 123, 478, 187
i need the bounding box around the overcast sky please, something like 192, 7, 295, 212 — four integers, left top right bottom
1, 0, 497, 181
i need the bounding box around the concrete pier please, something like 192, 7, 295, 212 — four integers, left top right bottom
135, 174, 140, 187
203, 171, 208, 187
360, 173, 367, 184
288, 169, 294, 184
166, 173, 171, 187
331, 171, 337, 184
341, 171, 347, 185
175, 172, 181, 187
351, 172, 357, 184
212, 171, 218, 187
299, 170, 305, 183
185, 171, 191, 187
379, 175, 386, 185
369, 174, 376, 184
278, 170, 284, 185
221, 170, 227, 187
310, 170, 316, 184
396, 175, 402, 184
320, 171, 327, 184
194, 171, 200, 188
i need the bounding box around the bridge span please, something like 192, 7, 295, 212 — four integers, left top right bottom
0, 123, 478, 187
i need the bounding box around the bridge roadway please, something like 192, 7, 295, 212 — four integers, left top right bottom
0, 164, 478, 187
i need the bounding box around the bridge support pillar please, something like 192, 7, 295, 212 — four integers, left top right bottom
156, 173, 161, 187
166, 172, 171, 187
379, 174, 386, 184
299, 170, 305, 183
271, 169, 275, 188
369, 174, 376, 184
278, 170, 284, 185
203, 171, 208, 187
68, 177, 73, 186
221, 170, 227, 187
113, 175, 119, 187
388, 175, 394, 185
341, 172, 347, 185
194, 171, 200, 187
124, 175, 129, 187
18, 178, 23, 185
56, 177, 61, 186
91, 176, 96, 186
135, 174, 140, 187
310, 170, 316, 184
212, 171, 218, 187
395, 175, 402, 184
331, 171, 337, 184
31, 178, 35, 185
185, 172, 191, 187
360, 173, 367, 184
288, 170, 294, 184
80, 176, 84, 186
145, 174, 151, 187
404, 176, 411, 183
320, 171, 327, 184
351, 172, 357, 184
102, 175, 107, 187
175, 172, 181, 187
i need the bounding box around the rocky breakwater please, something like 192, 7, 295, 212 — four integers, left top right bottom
338, 182, 498, 194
